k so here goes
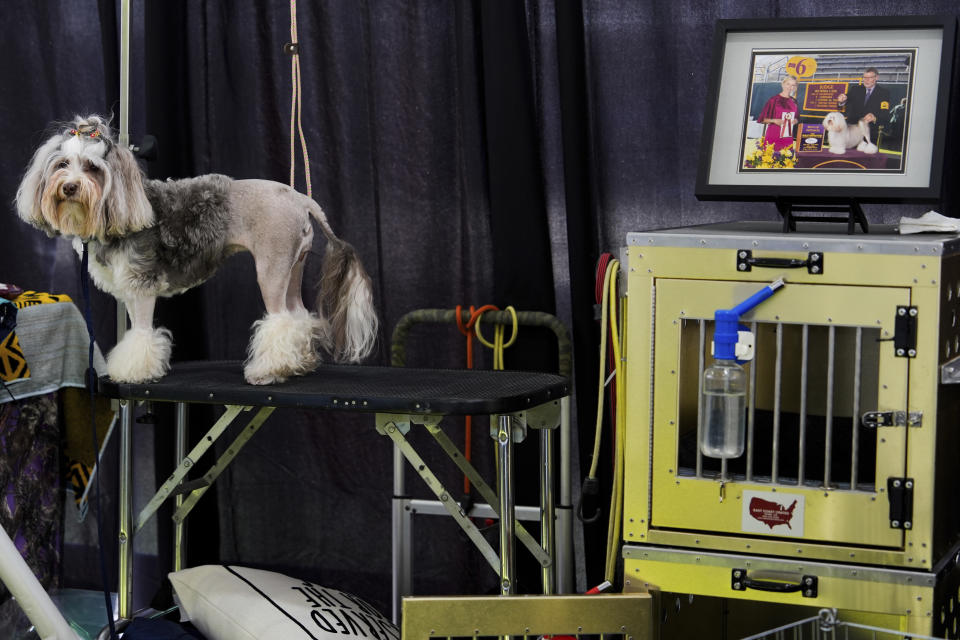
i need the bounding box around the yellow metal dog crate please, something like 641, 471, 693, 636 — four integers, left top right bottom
622, 221, 960, 636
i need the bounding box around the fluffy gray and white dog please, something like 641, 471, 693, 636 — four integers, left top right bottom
822, 111, 878, 155
15, 115, 378, 385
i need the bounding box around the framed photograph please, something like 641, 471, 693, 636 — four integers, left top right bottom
695, 16, 957, 203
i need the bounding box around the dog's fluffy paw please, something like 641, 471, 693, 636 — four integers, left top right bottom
244, 310, 323, 385
858, 141, 878, 154
107, 327, 173, 382
829, 145, 846, 155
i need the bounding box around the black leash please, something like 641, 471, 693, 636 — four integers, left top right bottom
80, 241, 119, 640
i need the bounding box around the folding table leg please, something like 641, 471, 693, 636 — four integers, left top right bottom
496, 414, 515, 595
424, 425, 551, 568
377, 418, 502, 573
173, 402, 188, 572
540, 428, 555, 594
117, 399, 134, 620
135, 405, 246, 532
171, 407, 275, 523
391, 442, 410, 624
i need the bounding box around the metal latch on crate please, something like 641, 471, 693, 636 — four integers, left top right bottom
887, 477, 914, 530
894, 306, 918, 357
731, 569, 818, 598
736, 250, 823, 274
861, 410, 922, 428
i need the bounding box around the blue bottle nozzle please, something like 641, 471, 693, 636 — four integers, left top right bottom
713, 279, 784, 361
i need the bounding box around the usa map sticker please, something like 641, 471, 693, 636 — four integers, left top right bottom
741, 490, 805, 537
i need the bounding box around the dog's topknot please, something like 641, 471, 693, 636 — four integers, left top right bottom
61, 114, 116, 146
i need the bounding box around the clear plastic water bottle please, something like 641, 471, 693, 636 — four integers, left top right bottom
700, 359, 747, 458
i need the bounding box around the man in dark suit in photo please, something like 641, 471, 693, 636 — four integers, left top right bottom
836, 67, 890, 144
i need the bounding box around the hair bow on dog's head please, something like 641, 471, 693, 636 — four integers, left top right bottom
63, 120, 114, 157
69, 125, 101, 139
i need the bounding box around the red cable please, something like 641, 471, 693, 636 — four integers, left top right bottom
455, 304, 498, 495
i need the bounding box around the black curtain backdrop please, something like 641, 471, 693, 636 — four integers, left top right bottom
1, 0, 958, 618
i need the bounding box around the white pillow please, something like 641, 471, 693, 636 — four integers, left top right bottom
169, 565, 399, 640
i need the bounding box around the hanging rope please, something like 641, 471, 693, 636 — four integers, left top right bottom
288, 0, 312, 198
455, 304, 499, 496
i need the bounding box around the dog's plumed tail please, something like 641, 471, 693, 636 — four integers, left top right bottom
313, 212, 378, 363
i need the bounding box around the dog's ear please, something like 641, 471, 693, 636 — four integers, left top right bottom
14, 135, 63, 237
102, 143, 154, 237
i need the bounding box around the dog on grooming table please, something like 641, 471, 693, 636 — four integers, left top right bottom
15, 115, 377, 385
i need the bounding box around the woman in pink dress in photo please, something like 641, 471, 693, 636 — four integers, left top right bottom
758, 76, 799, 151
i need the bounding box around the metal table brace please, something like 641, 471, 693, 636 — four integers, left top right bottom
377, 401, 560, 593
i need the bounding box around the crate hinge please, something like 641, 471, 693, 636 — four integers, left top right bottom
887, 477, 914, 529
894, 306, 918, 357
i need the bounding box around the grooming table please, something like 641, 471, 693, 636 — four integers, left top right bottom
99, 360, 570, 621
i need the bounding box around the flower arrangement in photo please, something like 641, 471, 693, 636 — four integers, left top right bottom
744, 142, 797, 169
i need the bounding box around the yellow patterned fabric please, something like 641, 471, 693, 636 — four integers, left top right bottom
0, 330, 30, 382
0, 296, 29, 383
13, 291, 73, 309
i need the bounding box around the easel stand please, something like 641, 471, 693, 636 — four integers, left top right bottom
776, 198, 869, 235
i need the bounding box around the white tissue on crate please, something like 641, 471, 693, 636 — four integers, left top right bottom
899, 210, 960, 234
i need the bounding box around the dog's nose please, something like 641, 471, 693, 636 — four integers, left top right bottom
62, 182, 79, 197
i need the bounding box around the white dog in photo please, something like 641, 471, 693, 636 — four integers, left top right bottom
822, 111, 877, 155
15, 115, 378, 385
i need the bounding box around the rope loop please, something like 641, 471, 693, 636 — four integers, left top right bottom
456, 304, 498, 337
475, 306, 518, 370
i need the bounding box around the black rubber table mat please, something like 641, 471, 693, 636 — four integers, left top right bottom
99, 360, 569, 415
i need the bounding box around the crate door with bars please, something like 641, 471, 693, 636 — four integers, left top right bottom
650, 278, 909, 548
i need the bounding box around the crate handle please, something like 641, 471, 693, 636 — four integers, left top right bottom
736, 250, 823, 275
731, 568, 818, 597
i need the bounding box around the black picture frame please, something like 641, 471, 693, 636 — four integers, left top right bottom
695, 16, 957, 204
